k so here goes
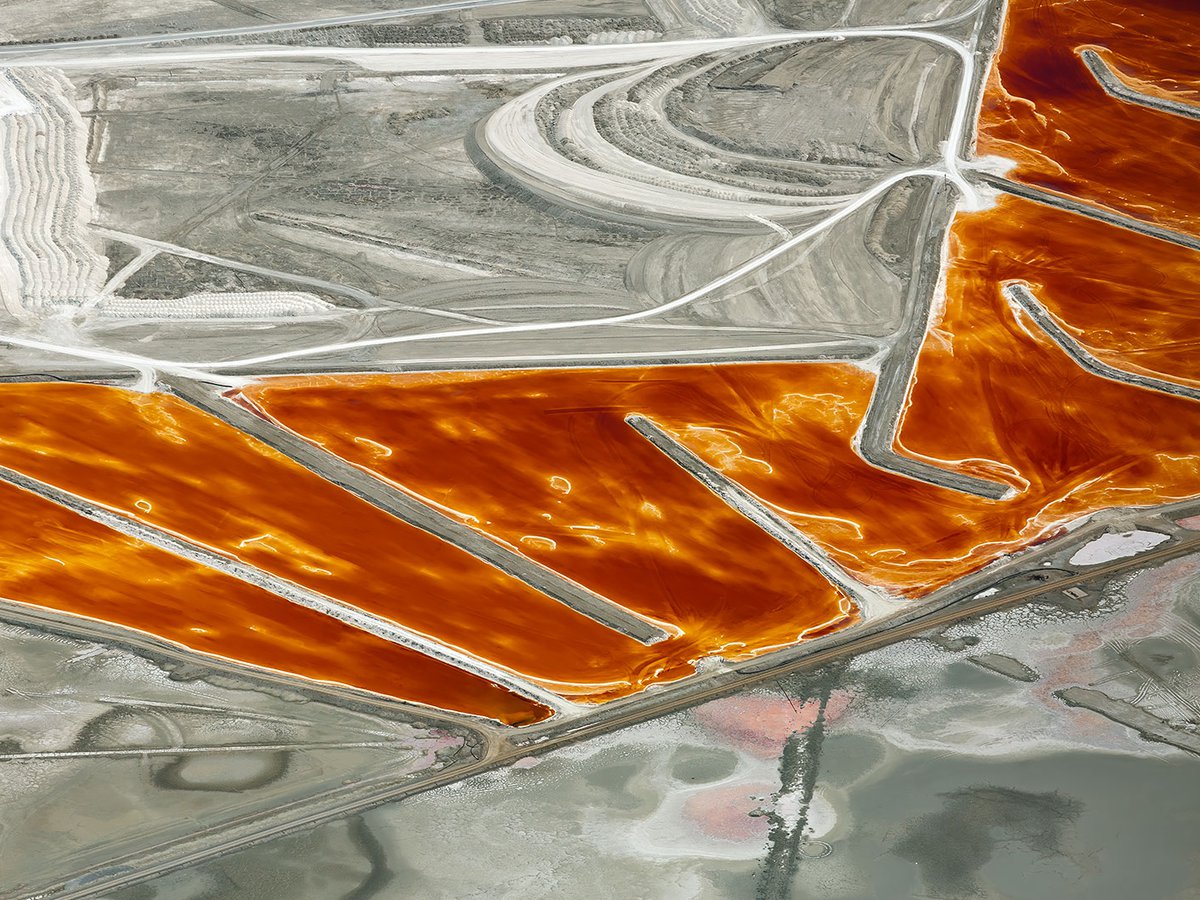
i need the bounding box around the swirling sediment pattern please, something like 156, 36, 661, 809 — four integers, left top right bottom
952, 197, 1200, 389
240, 262, 1200, 599
0, 382, 852, 712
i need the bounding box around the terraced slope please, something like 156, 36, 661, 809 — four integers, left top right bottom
0, 67, 107, 317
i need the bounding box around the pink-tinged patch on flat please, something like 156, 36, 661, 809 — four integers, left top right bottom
682, 782, 774, 842
690, 692, 851, 758
1034, 556, 1200, 715
1177, 515, 1200, 531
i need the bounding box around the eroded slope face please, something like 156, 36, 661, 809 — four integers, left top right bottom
625, 178, 932, 336
665, 40, 956, 169
478, 36, 961, 229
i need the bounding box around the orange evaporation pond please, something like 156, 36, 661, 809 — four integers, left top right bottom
971, 196, 1200, 388
0, 480, 550, 725
0, 382, 853, 706
242, 196, 1200, 598
0, 383, 692, 703
979, 0, 1200, 233
238, 378, 855, 655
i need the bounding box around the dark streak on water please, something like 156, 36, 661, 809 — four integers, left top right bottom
756, 662, 843, 900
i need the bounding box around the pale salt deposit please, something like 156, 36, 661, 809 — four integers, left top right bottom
1068, 530, 1170, 566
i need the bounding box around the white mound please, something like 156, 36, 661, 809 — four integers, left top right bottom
1068, 530, 1170, 566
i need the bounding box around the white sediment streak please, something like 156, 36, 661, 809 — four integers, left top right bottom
0, 67, 107, 318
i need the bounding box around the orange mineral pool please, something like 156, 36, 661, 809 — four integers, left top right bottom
237, 372, 854, 647
0, 479, 550, 725
979, 0, 1200, 233
0, 382, 853, 705
3, 0, 1197, 726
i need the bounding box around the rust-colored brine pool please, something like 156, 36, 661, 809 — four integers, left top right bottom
0, 382, 853, 710
0, 479, 551, 724
0, 0, 1196, 727
978, 0, 1200, 232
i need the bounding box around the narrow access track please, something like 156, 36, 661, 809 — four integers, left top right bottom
0, 460, 571, 714
972, 172, 1200, 253
853, 178, 1011, 500
1080, 48, 1200, 122
626, 413, 883, 614
1004, 283, 1200, 403
0, 0, 542, 54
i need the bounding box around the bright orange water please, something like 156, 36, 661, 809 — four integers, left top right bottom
0, 479, 550, 724
952, 196, 1200, 388
3, 0, 1197, 724
978, 0, 1200, 233
0, 384, 723, 706
240, 370, 855, 649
